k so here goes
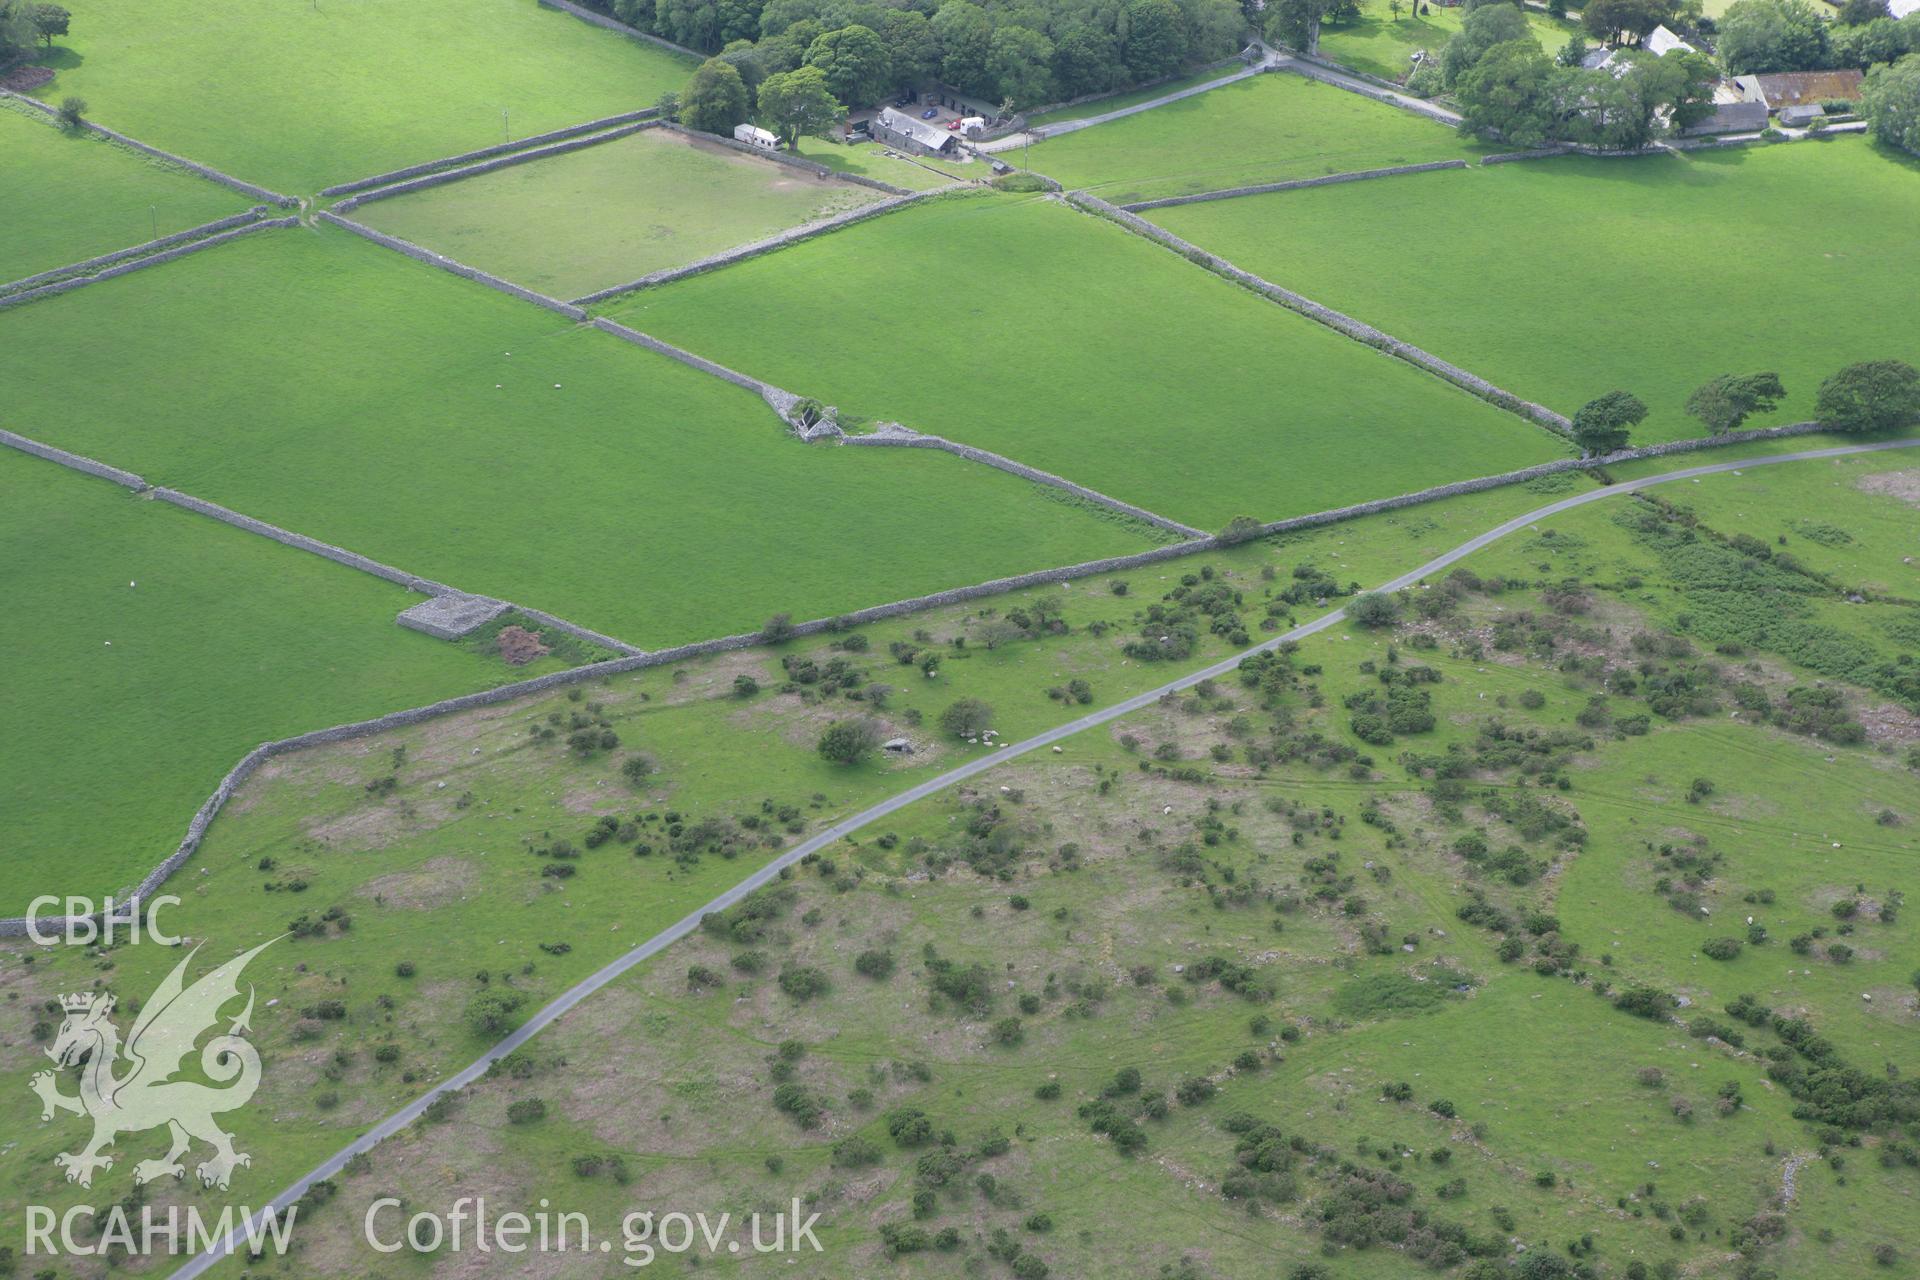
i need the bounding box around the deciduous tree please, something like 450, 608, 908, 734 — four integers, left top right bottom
1571, 389, 1649, 453
1717, 0, 1832, 73
682, 56, 752, 134
1861, 53, 1920, 154
758, 65, 841, 145
1816, 359, 1920, 433
1441, 2, 1531, 86
805, 24, 891, 108
1685, 371, 1786, 433
1125, 0, 1189, 77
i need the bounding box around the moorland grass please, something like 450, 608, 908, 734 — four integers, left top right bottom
356, 129, 888, 298
31, 0, 694, 193
1022, 70, 1486, 202
1153, 138, 1920, 441
616, 192, 1568, 529
5, 456, 1912, 1275
0, 102, 244, 284
0, 225, 1155, 647
0, 448, 539, 906
77, 492, 1917, 1275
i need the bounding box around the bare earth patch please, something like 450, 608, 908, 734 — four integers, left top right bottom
1855, 468, 1920, 506
358, 855, 480, 910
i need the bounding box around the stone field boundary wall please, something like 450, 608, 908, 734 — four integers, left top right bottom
1068, 190, 1575, 436
0, 413, 1860, 937
333, 122, 655, 211
0, 427, 150, 489
988, 51, 1256, 140
590, 317, 805, 422
535, 0, 703, 59
0, 217, 298, 312
842, 424, 1207, 538
0, 420, 646, 682
319, 214, 812, 424
317, 211, 589, 320
320, 108, 661, 197
1275, 54, 1461, 126
0, 209, 266, 297
657, 122, 913, 196
1119, 160, 1468, 212
573, 187, 944, 304
1250, 419, 1831, 536
2, 91, 298, 207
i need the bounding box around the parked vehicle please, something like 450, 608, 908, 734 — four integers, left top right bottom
920, 107, 938, 120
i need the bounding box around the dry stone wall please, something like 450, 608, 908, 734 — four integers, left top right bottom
842, 424, 1205, 537
0, 210, 266, 296
1120, 160, 1466, 211
2, 91, 297, 206
0, 427, 149, 489
317, 212, 588, 320
1068, 191, 1574, 435
574, 188, 942, 303
334, 123, 654, 210
0, 218, 298, 312
320, 109, 660, 197
1253, 420, 1830, 536
590, 317, 804, 422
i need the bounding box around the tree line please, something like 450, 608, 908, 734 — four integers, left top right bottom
1569, 359, 1920, 455
577, 0, 1252, 116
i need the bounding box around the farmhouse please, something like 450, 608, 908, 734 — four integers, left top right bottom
870, 108, 962, 157
1734, 70, 1866, 114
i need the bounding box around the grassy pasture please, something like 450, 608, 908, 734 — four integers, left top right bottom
29, 0, 694, 193
0, 226, 1155, 648
0, 102, 243, 284
616, 192, 1568, 529
1022, 70, 1485, 202
1316, 0, 1583, 83
0, 448, 539, 907
1152, 139, 1920, 441
355, 129, 889, 299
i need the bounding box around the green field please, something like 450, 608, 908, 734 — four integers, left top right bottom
1316, 0, 1583, 83
0, 448, 540, 907
0, 102, 243, 284
356, 129, 888, 298
1154, 139, 1920, 441
1023, 70, 1484, 202
29, 0, 694, 193
0, 226, 1159, 648
616, 192, 1568, 529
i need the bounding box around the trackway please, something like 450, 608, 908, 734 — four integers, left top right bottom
174, 436, 1919, 1278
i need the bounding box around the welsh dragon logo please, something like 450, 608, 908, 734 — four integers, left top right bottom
31, 940, 274, 1190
